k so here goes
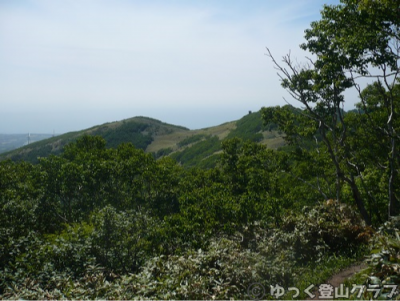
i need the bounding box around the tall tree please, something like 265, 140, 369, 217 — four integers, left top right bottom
264, 0, 400, 224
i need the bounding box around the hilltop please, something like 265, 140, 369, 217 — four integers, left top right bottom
0, 110, 285, 167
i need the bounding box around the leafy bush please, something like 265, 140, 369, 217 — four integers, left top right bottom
349, 216, 400, 299
277, 200, 372, 261
2, 209, 369, 299
89, 206, 161, 274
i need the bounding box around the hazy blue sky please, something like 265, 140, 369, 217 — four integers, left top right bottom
1, 0, 342, 134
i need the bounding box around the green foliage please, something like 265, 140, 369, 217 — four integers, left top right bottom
195, 153, 221, 169
170, 135, 221, 168
12, 144, 56, 164
89, 206, 162, 273
279, 200, 371, 260
262, 105, 318, 148
348, 216, 400, 299
0, 199, 369, 299
226, 111, 266, 142
93, 121, 154, 150
265, 0, 400, 225
220, 138, 274, 195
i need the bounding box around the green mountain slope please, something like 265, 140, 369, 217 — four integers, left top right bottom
0, 110, 285, 167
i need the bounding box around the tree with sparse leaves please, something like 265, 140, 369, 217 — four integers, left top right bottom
264, 0, 400, 224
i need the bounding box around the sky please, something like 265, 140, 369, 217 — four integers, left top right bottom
0, 0, 342, 134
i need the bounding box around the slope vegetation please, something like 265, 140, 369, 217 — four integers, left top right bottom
0, 111, 284, 167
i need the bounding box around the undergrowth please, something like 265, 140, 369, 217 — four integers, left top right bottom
346, 216, 400, 300
1, 200, 371, 299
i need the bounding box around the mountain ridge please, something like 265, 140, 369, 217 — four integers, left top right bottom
0, 110, 284, 167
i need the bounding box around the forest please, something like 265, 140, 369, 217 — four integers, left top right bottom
1, 0, 400, 299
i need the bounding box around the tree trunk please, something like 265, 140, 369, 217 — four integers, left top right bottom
388, 138, 397, 218
346, 176, 371, 225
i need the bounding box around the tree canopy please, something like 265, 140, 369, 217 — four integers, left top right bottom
264, 0, 400, 225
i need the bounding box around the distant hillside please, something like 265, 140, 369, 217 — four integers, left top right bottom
158, 111, 283, 168
0, 111, 285, 167
0, 116, 189, 164
0, 133, 53, 154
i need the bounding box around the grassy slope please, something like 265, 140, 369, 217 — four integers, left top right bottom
0, 112, 285, 166
145, 121, 236, 153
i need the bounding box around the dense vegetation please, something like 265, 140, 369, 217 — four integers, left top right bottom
0, 135, 371, 299
1, 0, 399, 299
92, 121, 154, 150
170, 135, 220, 168
225, 111, 266, 142
168, 112, 276, 168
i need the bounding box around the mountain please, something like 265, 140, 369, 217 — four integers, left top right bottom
0, 110, 284, 167
0, 133, 54, 154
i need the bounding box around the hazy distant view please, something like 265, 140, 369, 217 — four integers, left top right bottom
1, 0, 341, 134
0, 133, 54, 154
